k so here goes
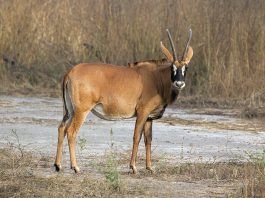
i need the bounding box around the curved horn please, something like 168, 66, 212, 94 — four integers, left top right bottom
160, 41, 173, 62
182, 29, 192, 61
166, 29, 177, 61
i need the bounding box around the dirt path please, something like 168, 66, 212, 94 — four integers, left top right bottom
0, 95, 264, 197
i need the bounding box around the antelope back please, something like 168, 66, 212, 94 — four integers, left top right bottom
67, 63, 143, 118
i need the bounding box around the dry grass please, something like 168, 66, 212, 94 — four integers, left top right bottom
0, 148, 128, 198
176, 96, 265, 119
0, 0, 264, 105
161, 116, 265, 132
1, 144, 265, 197
241, 107, 265, 119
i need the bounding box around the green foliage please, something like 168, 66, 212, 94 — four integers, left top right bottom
104, 151, 121, 190
154, 153, 168, 173
245, 147, 265, 168
78, 136, 88, 152
260, 148, 265, 166
93, 129, 121, 191
104, 129, 121, 190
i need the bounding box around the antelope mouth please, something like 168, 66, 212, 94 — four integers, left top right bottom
173, 81, 185, 90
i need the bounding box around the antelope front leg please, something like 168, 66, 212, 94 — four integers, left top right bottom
144, 120, 153, 172
130, 114, 147, 174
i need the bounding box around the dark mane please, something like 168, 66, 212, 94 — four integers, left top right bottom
128, 58, 168, 68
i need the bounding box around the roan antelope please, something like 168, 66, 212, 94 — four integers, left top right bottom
54, 29, 193, 174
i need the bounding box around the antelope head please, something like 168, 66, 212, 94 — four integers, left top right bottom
160, 29, 193, 90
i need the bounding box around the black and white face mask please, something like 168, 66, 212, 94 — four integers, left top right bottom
171, 64, 188, 90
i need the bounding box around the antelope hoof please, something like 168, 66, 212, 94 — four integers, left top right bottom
54, 163, 62, 172
71, 166, 80, 173
130, 165, 137, 174
146, 167, 154, 174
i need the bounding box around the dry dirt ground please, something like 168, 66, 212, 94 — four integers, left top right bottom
0, 95, 265, 197
1, 147, 265, 198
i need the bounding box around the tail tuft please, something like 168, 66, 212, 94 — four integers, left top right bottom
62, 114, 69, 122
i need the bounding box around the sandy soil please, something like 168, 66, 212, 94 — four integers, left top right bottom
0, 95, 264, 197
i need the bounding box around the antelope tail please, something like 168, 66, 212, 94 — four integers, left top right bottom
62, 75, 73, 123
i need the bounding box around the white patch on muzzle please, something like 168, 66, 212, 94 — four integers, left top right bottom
174, 81, 185, 90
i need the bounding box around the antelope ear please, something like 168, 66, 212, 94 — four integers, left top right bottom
160, 41, 173, 62
183, 46, 193, 64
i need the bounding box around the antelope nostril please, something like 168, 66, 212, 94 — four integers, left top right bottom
177, 81, 184, 86
174, 81, 185, 89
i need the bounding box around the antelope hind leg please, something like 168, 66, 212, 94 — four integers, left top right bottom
66, 110, 88, 173
54, 116, 68, 172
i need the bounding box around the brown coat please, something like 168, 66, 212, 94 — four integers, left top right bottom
54, 29, 193, 174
